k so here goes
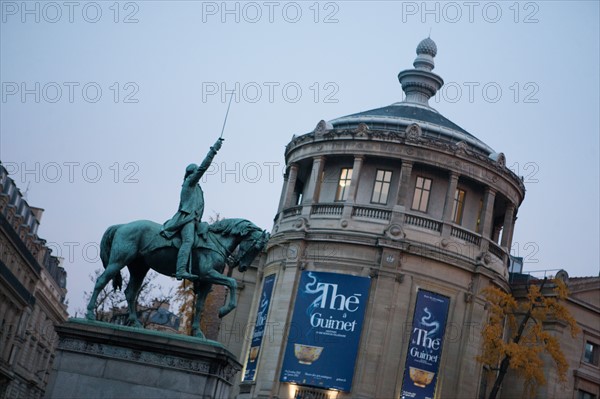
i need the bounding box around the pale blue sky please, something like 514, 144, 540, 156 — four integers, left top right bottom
2, 1, 598, 315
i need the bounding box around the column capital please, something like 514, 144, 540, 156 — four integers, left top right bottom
484, 186, 497, 196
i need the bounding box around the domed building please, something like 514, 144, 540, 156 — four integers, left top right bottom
235, 38, 525, 399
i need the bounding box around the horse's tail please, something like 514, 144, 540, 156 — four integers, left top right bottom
100, 224, 123, 291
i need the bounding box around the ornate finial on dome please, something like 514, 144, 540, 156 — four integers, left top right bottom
414, 37, 437, 71
397, 38, 444, 107
417, 37, 437, 57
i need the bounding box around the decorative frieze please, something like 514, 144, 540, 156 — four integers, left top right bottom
59, 337, 213, 374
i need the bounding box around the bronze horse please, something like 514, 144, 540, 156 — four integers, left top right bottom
85, 218, 269, 338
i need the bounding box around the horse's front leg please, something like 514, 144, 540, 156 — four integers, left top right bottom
202, 269, 238, 318
191, 281, 211, 338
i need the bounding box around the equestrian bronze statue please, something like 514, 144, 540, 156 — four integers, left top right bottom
85, 138, 269, 339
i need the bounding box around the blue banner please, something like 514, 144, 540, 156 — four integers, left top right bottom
280, 271, 370, 391
400, 290, 450, 399
242, 273, 276, 381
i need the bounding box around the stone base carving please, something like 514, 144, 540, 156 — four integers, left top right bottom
44, 318, 241, 399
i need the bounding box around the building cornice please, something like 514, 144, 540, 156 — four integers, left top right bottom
0, 212, 42, 275
0, 258, 36, 306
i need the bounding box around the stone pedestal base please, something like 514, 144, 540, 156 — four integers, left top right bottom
45, 319, 241, 399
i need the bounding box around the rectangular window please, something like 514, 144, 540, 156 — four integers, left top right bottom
452, 189, 466, 224
335, 168, 353, 201
411, 176, 432, 212
578, 390, 596, 399
371, 170, 392, 204
584, 341, 599, 365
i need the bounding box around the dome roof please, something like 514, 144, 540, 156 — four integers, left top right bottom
416, 37, 437, 57
329, 103, 494, 155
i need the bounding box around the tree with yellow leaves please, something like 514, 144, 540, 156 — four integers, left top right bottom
174, 274, 229, 338
174, 279, 196, 335
478, 278, 579, 399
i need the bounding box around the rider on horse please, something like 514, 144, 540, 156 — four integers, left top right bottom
161, 137, 224, 281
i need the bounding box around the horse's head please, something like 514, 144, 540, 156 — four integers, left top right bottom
236, 228, 270, 272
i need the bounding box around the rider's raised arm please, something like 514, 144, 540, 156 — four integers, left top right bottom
187, 138, 224, 185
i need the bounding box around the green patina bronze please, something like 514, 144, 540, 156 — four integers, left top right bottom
162, 138, 223, 281
86, 140, 269, 339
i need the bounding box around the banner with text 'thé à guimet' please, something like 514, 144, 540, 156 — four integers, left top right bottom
242, 273, 276, 382
280, 271, 371, 392
400, 290, 450, 399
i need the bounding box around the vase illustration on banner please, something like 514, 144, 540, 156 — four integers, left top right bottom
249, 346, 260, 362
294, 344, 323, 365
409, 367, 435, 388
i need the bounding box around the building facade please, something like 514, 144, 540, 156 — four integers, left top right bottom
501, 272, 600, 399
566, 276, 600, 399
107, 300, 182, 334
0, 163, 68, 399
232, 38, 526, 399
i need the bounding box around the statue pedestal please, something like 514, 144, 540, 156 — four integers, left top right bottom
45, 319, 241, 399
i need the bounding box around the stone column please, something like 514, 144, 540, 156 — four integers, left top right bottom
441, 172, 459, 237
4, 307, 20, 361
302, 156, 326, 205
342, 156, 364, 218
501, 203, 516, 249
480, 188, 496, 237
390, 161, 413, 225
282, 163, 299, 209
394, 161, 413, 210
442, 172, 459, 221
508, 214, 517, 249
276, 172, 289, 213
479, 187, 496, 251
346, 156, 364, 203
0, 303, 14, 360
492, 225, 502, 243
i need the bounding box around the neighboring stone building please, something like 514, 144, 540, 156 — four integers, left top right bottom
231, 38, 527, 398
500, 272, 600, 399
108, 300, 182, 334
567, 276, 600, 399
0, 163, 68, 399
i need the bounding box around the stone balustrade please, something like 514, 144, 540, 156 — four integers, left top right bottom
276, 204, 508, 266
